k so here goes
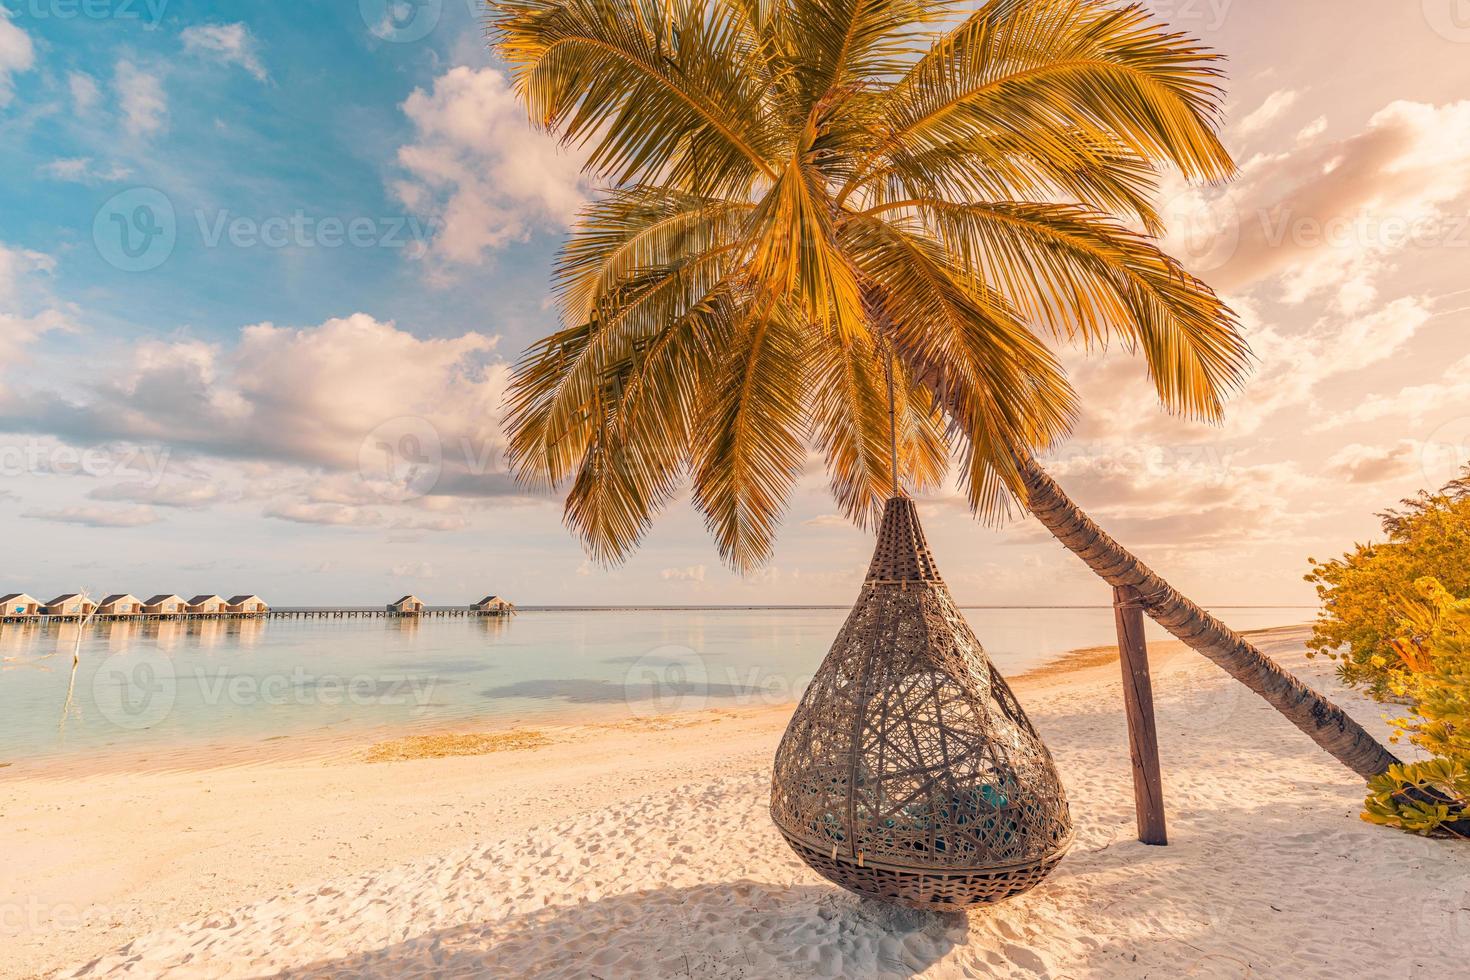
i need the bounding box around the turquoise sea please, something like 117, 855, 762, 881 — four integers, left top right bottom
0, 606, 1313, 766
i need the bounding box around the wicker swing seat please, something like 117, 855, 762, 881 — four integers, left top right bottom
770, 496, 1073, 911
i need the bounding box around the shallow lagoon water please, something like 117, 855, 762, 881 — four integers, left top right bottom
0, 606, 1312, 765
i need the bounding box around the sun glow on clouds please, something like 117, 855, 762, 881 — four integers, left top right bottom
0, 312, 520, 531
4, 2, 1470, 604
393, 66, 587, 271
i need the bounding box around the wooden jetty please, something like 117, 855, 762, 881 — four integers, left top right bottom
1, 593, 516, 624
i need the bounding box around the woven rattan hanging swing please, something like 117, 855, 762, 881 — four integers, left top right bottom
770, 369, 1073, 910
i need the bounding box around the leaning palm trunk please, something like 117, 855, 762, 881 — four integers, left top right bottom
1018, 455, 1400, 780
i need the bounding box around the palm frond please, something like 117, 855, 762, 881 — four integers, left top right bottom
507, 244, 734, 489
556, 187, 750, 325
846, 214, 1078, 519
561, 297, 732, 563
745, 155, 866, 340
691, 304, 810, 570
494, 0, 784, 196
910, 198, 1250, 419
847, 0, 1233, 199
868, 127, 1164, 233
807, 326, 947, 527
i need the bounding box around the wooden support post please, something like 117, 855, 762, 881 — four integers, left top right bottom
1113, 584, 1167, 846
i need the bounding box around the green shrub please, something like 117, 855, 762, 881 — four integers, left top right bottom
1305, 472, 1470, 697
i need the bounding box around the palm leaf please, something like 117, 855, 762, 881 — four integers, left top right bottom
691, 303, 810, 570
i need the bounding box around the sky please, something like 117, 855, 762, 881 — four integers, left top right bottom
1, 0, 1469, 608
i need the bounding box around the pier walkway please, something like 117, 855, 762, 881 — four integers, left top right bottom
0, 606, 512, 625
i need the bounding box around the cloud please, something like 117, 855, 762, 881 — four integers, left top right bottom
1318, 353, 1470, 429
0, 244, 76, 373
802, 514, 851, 528
1237, 89, 1298, 137
1169, 100, 1470, 312
391, 513, 468, 532
263, 500, 383, 527
1296, 116, 1327, 143
0, 10, 35, 106
261, 490, 468, 531
68, 71, 100, 113
1326, 441, 1420, 484
88, 481, 222, 509
0, 242, 56, 307
1022, 448, 1313, 547
391, 560, 435, 579
23, 505, 160, 528
116, 60, 168, 137
39, 157, 133, 185
393, 66, 586, 269
181, 23, 267, 82
0, 313, 510, 481
1068, 291, 1436, 443
660, 565, 707, 582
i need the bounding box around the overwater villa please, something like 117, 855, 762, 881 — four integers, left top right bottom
44, 593, 98, 618
227, 595, 270, 615
97, 594, 144, 617
187, 594, 229, 616
144, 594, 187, 617
388, 595, 424, 616
472, 595, 515, 616
0, 593, 42, 619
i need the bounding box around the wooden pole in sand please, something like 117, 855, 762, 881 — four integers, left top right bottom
1113, 584, 1168, 845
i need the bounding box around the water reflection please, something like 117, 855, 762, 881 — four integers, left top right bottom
1, 607, 1314, 766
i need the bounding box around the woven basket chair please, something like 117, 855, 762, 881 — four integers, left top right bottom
771, 495, 1073, 911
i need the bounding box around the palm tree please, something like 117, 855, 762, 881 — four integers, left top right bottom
493, 0, 1400, 778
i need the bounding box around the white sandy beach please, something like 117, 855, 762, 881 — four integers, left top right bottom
4, 625, 1467, 978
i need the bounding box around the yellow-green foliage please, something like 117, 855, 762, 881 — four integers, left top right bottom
1363, 758, 1470, 837
1359, 577, 1470, 837
1305, 473, 1470, 697
1384, 578, 1470, 760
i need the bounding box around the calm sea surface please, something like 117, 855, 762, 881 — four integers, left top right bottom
0, 606, 1312, 765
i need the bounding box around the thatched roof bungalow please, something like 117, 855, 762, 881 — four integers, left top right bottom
0, 593, 41, 617
98, 594, 144, 616
227, 595, 269, 615
472, 595, 514, 615
44, 593, 98, 618
144, 594, 186, 616
388, 595, 424, 615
